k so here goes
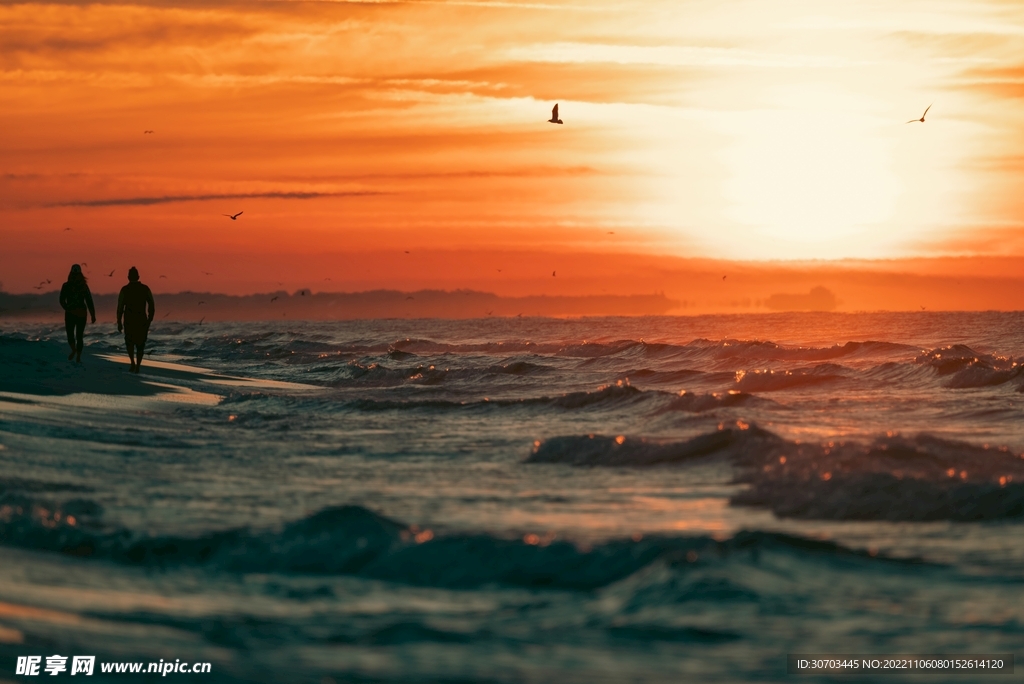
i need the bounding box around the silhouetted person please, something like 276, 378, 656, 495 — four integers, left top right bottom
59, 264, 96, 363
117, 266, 155, 373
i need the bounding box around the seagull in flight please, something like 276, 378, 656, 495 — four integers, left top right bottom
159, 275, 167, 278
64, 227, 72, 232
143, 130, 154, 134
107, 269, 115, 277
223, 211, 243, 220
906, 104, 932, 124
202, 271, 214, 276
548, 104, 563, 125
271, 296, 279, 302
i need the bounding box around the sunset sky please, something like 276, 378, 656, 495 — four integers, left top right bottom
3, 0, 1024, 309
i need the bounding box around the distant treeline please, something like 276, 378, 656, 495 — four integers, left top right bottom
0, 289, 680, 321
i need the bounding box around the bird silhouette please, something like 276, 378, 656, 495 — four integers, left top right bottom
162, 312, 170, 318
107, 269, 115, 277
404, 251, 410, 254
223, 211, 243, 220
548, 104, 563, 125
198, 301, 206, 305
159, 275, 167, 278
607, 231, 615, 234
45, 279, 51, 284
33, 285, 43, 290
202, 271, 214, 276
271, 296, 279, 302
486, 310, 492, 316
552, 271, 556, 277
906, 104, 932, 123
722, 275, 727, 280
64, 227, 72, 231
324, 277, 331, 281
143, 130, 154, 134
80, 262, 87, 267
199, 316, 205, 325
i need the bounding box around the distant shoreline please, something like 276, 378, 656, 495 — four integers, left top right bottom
0, 289, 680, 321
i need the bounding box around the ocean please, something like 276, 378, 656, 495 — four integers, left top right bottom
1, 312, 1023, 682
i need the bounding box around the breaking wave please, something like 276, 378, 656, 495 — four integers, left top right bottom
528, 424, 1024, 521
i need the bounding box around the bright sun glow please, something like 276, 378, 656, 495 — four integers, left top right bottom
723, 107, 899, 250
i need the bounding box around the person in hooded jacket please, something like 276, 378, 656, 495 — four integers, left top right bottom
117, 266, 155, 373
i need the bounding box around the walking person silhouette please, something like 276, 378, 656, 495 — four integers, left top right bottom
116, 267, 155, 373
59, 264, 96, 363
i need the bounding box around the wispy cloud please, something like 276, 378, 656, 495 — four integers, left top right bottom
51, 191, 385, 207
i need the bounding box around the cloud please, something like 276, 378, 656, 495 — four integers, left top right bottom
50, 191, 385, 207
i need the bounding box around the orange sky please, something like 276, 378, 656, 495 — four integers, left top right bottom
2, 0, 1024, 309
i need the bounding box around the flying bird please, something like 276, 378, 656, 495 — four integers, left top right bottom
107, 270, 115, 277
223, 211, 243, 220
143, 130, 154, 134
202, 271, 214, 276
404, 251, 410, 254
723, 275, 727, 280
80, 262, 87, 267
906, 104, 932, 123
548, 104, 563, 125
608, 231, 615, 235
271, 296, 279, 302
33, 285, 43, 290
64, 227, 72, 231
199, 316, 205, 325
159, 275, 167, 278
324, 277, 331, 281
552, 271, 556, 277
198, 301, 206, 305
44, 279, 51, 284
162, 312, 170, 318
